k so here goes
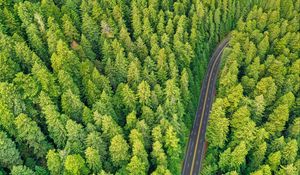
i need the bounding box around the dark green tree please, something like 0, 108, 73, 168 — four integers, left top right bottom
0, 131, 22, 169
15, 113, 52, 158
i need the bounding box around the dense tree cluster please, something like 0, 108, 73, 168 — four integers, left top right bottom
0, 0, 258, 174
204, 0, 300, 174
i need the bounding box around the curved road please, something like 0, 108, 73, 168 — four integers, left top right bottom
182, 38, 229, 175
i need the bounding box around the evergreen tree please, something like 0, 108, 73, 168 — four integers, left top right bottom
65, 120, 87, 154
26, 23, 47, 59
11, 165, 35, 175
0, 0, 295, 174
46, 149, 67, 174
0, 49, 20, 82
64, 154, 89, 175
86, 131, 107, 164
267, 151, 281, 171
264, 105, 289, 136
62, 14, 80, 42
39, 92, 67, 148
254, 77, 277, 106
109, 134, 129, 167
164, 126, 181, 174
206, 98, 230, 148
61, 90, 84, 122
32, 63, 61, 98
281, 139, 298, 165
15, 113, 52, 158
137, 81, 151, 106
0, 131, 22, 169
85, 147, 102, 173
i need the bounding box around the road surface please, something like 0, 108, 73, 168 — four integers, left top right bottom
182, 38, 229, 175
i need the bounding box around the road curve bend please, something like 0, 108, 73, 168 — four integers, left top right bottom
182, 38, 230, 175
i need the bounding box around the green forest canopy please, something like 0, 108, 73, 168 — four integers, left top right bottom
0, 0, 298, 175
204, 0, 300, 175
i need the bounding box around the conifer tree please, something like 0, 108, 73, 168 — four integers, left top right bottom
46, 149, 64, 175
61, 90, 84, 122
109, 134, 129, 167
64, 154, 89, 175
39, 92, 67, 148
62, 14, 80, 42
15, 113, 52, 158
65, 120, 87, 154
0, 131, 22, 169
11, 165, 35, 175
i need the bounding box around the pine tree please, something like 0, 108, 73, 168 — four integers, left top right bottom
248, 142, 267, 171
46, 149, 64, 175
57, 70, 80, 96
119, 25, 134, 52
281, 139, 298, 165
0, 83, 25, 135
254, 77, 277, 106
180, 68, 190, 106
127, 129, 149, 174
131, 2, 142, 39
230, 106, 256, 146
277, 164, 298, 175
109, 134, 129, 167
93, 91, 117, 122
64, 154, 89, 175
62, 14, 80, 42
135, 37, 148, 60
137, 81, 151, 106
65, 120, 87, 154
206, 98, 230, 148
40, 0, 60, 21
16, 1, 38, 27
51, 40, 81, 83
156, 48, 168, 83
151, 141, 167, 167
26, 23, 47, 59
61, 89, 84, 122
219, 141, 248, 172
85, 147, 102, 173
1, 7, 21, 35
142, 17, 153, 42
46, 17, 64, 55
257, 35, 269, 58
86, 131, 107, 163
15, 113, 52, 158
156, 11, 165, 37
80, 35, 96, 61
280, 0, 294, 19
264, 105, 289, 136
81, 13, 99, 50
0, 131, 22, 169
32, 63, 61, 98
127, 60, 141, 90
164, 126, 181, 174
11, 165, 35, 175
164, 79, 183, 116
267, 151, 281, 171
94, 114, 122, 141
288, 118, 300, 143
39, 92, 67, 148
0, 50, 20, 82
61, 0, 81, 29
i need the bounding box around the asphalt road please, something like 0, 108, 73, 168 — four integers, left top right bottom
182, 38, 230, 175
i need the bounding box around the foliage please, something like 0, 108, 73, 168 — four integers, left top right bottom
0, 0, 274, 174
204, 1, 300, 174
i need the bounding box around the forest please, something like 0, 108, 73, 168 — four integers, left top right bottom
0, 0, 298, 175
204, 0, 300, 174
